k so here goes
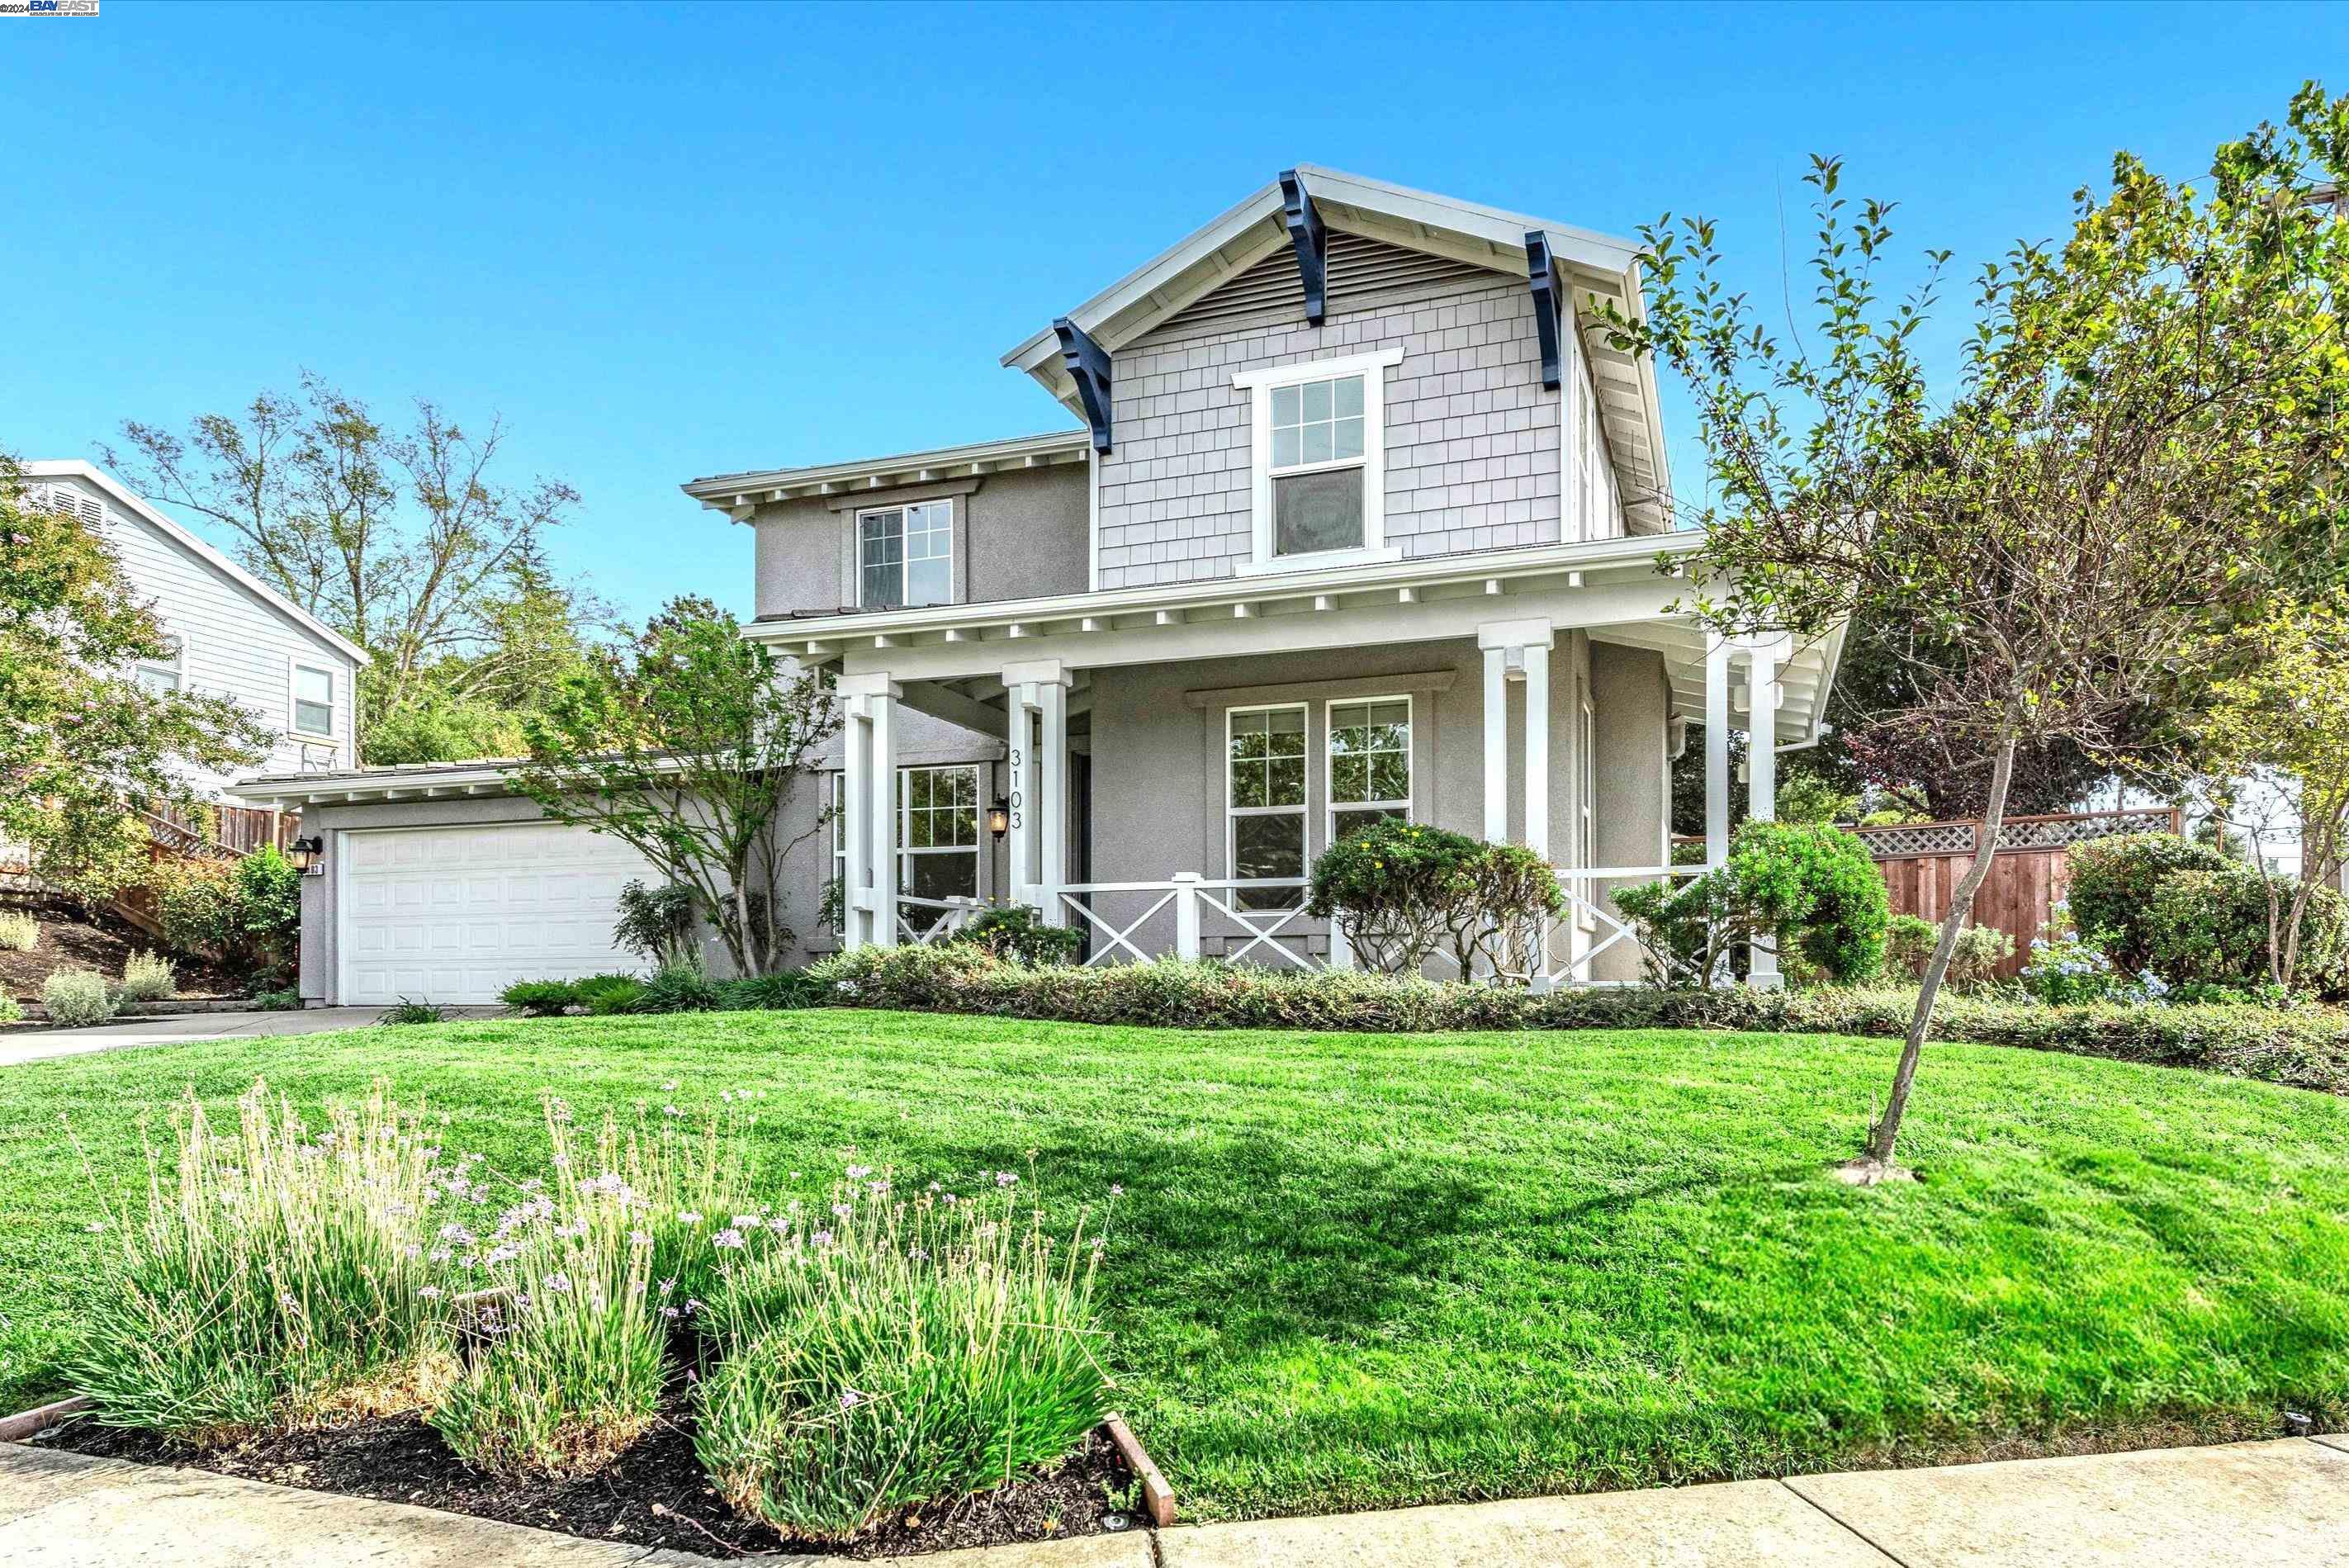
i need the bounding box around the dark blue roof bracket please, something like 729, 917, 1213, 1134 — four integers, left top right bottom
1279, 168, 1328, 326
1525, 230, 1566, 391
1053, 316, 1114, 454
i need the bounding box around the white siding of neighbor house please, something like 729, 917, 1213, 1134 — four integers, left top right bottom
1092, 237, 1629, 590
30, 474, 360, 794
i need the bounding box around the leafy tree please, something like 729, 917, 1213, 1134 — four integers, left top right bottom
514, 598, 838, 977
0, 457, 268, 896
1608, 89, 2348, 1175
104, 374, 595, 757
2197, 596, 2349, 991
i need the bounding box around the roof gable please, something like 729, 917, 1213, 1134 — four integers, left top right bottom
998, 164, 1671, 514
21, 461, 371, 666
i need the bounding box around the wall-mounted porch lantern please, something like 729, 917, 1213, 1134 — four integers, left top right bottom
287, 836, 326, 876
987, 799, 1011, 841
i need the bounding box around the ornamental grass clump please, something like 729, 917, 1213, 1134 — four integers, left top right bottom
0, 909, 36, 951
694, 1166, 1113, 1541
119, 950, 178, 1003
68, 1081, 455, 1445
431, 1097, 758, 1477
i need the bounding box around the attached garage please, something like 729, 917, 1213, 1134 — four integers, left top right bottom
336, 821, 656, 1005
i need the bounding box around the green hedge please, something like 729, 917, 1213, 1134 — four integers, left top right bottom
803, 945, 2349, 1095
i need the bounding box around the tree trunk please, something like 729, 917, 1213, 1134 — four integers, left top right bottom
1861, 735, 2018, 1169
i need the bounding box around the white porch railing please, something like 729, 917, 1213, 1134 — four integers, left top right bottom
1543, 864, 1707, 988
894, 893, 986, 946
1054, 874, 1333, 970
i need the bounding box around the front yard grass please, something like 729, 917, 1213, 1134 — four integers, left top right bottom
2, 1010, 2346, 1521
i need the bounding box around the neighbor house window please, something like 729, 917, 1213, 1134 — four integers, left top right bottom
135, 633, 185, 696
1328, 696, 1410, 843
1233, 348, 1404, 571
291, 663, 334, 737
899, 764, 980, 906
1227, 704, 1307, 908
858, 500, 952, 609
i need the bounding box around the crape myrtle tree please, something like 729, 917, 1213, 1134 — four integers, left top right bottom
0, 457, 269, 898
1606, 88, 2349, 1177
514, 598, 838, 978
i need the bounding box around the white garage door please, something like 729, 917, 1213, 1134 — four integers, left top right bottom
339, 823, 658, 1004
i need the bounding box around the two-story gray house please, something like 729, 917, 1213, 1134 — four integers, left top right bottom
246, 168, 1840, 1004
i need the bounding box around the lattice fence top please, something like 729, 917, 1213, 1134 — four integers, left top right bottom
1852, 808, 2177, 861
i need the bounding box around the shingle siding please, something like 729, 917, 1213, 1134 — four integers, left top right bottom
1096, 269, 1586, 590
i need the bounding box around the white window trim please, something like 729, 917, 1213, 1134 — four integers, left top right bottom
289, 657, 337, 741
1324, 694, 1413, 846
135, 631, 188, 694
855, 498, 955, 611
1224, 702, 1310, 898
1232, 347, 1406, 576
897, 762, 983, 905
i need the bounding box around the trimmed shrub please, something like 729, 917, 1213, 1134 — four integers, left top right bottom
697, 1169, 1111, 1541
2067, 831, 2349, 996
42, 969, 113, 1027
945, 903, 1084, 965
69, 1081, 455, 1445
806, 944, 2349, 1094
119, 950, 178, 1004
151, 849, 302, 986
1885, 917, 2015, 990
1307, 819, 1565, 979
0, 909, 36, 952
1614, 821, 1887, 986
1883, 914, 1937, 980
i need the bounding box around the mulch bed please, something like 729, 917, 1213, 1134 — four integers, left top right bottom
41, 1405, 1138, 1560
0, 897, 246, 1004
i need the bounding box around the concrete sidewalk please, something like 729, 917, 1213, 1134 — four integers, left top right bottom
6, 1435, 2347, 1566
0, 1006, 503, 1068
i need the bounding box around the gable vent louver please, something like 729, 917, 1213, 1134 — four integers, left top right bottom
1148, 231, 1504, 344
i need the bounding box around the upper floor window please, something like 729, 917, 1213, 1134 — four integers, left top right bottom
1233, 347, 1404, 575
291, 663, 334, 737
135, 633, 185, 696
858, 500, 952, 609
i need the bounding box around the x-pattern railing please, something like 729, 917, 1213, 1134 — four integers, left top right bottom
1542, 864, 1707, 988
1056, 874, 1326, 969
894, 893, 983, 946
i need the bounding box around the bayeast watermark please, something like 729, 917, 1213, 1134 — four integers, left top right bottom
1, 1, 102, 15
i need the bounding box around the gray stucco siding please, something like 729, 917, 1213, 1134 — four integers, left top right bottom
752, 464, 1088, 621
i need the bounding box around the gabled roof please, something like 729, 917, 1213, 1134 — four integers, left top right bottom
23, 460, 372, 666
999, 164, 1673, 514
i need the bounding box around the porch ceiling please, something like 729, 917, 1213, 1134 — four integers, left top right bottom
1593, 617, 1845, 746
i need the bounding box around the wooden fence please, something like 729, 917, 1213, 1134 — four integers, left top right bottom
1854, 808, 2181, 975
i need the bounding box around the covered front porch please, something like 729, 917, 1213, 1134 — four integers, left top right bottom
770, 535, 1838, 987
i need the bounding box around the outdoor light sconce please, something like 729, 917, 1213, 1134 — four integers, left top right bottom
287, 836, 326, 876
988, 799, 1011, 841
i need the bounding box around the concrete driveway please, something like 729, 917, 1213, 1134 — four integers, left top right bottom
0, 1007, 504, 1068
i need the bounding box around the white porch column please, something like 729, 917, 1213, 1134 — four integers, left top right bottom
1480, 645, 1508, 842
839, 692, 873, 950
836, 673, 902, 951
1743, 637, 1782, 989
1005, 682, 1038, 908
1704, 636, 1732, 869
1522, 642, 1551, 860
1002, 659, 1073, 919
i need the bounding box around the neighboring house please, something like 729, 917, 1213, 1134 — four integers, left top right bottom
22, 460, 368, 795
244, 166, 1842, 1005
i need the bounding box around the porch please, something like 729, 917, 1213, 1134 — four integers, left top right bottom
789, 537, 1840, 987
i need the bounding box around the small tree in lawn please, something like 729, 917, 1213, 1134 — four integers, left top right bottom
2198, 596, 2349, 993
2, 457, 269, 898
515, 598, 837, 977
1606, 90, 2347, 1177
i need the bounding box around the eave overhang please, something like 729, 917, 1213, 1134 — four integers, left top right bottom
680, 430, 1092, 523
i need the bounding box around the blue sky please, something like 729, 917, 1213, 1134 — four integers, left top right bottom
6, 1, 2340, 622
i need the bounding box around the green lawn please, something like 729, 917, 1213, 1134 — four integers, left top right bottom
3, 1011, 2347, 1520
